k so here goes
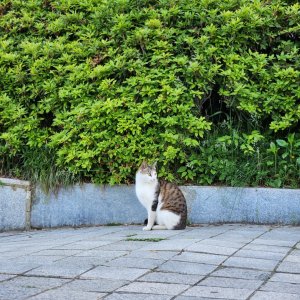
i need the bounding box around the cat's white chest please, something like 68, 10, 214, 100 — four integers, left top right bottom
135, 183, 156, 209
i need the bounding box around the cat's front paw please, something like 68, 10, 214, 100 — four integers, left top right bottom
143, 226, 152, 231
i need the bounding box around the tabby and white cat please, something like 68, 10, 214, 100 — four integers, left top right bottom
135, 161, 187, 230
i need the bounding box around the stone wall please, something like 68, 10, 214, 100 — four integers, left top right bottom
30, 184, 144, 228
0, 178, 31, 231
1, 178, 300, 231
181, 186, 300, 225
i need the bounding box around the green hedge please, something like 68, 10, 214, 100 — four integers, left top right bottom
0, 0, 299, 187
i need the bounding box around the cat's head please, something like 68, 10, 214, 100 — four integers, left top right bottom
136, 161, 157, 183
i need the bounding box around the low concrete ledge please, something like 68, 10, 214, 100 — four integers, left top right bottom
1, 178, 300, 230
0, 178, 31, 231
30, 184, 145, 228
181, 186, 300, 225
0, 178, 30, 188
30, 184, 300, 228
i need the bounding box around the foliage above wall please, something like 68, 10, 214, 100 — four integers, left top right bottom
0, 0, 299, 188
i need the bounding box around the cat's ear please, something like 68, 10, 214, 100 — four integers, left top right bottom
140, 161, 148, 170
152, 161, 157, 170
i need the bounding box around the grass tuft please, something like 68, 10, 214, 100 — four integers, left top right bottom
125, 237, 166, 242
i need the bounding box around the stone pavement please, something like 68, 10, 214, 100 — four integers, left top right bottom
0, 224, 300, 300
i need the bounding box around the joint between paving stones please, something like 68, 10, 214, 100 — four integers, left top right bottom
23, 264, 99, 299
102, 261, 161, 298
168, 224, 241, 299
100, 229, 197, 299
24, 277, 74, 299
172, 225, 272, 300
2, 225, 300, 300
246, 238, 300, 300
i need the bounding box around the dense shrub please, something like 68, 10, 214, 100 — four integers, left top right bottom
0, 0, 299, 187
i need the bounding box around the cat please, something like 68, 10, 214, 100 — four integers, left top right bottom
135, 161, 187, 230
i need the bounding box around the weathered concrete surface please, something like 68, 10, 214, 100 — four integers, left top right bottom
1, 224, 300, 299
2, 177, 300, 230
0, 178, 31, 231
181, 186, 300, 225
31, 184, 300, 228
31, 184, 145, 228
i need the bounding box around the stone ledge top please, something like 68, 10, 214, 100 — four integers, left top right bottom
0, 177, 30, 188
180, 185, 300, 192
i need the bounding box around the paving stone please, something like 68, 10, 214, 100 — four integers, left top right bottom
277, 262, 300, 274
8, 276, 70, 289
0, 274, 70, 298
158, 260, 217, 275
212, 234, 252, 243
180, 226, 224, 234
243, 244, 290, 254
183, 227, 212, 234
75, 249, 129, 259
185, 243, 237, 255
117, 282, 189, 296
182, 285, 253, 299
195, 239, 244, 249
88, 235, 127, 242
198, 276, 263, 289
284, 255, 300, 263
1, 225, 299, 300
173, 251, 227, 265
11, 255, 66, 265
30, 289, 106, 300
172, 228, 223, 240
218, 232, 263, 240
251, 239, 296, 247
105, 293, 172, 300
270, 227, 300, 233
105, 257, 165, 269
0, 247, 36, 256
223, 257, 278, 271
32, 249, 83, 256
290, 249, 300, 256
0, 258, 9, 266
129, 231, 179, 239
270, 272, 300, 284
62, 278, 128, 292
260, 232, 300, 243
126, 250, 177, 260
0, 262, 40, 275
251, 291, 300, 300
234, 249, 285, 261
140, 239, 199, 251
56, 255, 109, 266
231, 227, 268, 234
175, 297, 217, 300
0, 282, 42, 300
81, 266, 149, 280
212, 267, 271, 281
261, 281, 300, 294
96, 241, 153, 251
26, 263, 92, 278
50, 240, 114, 250
138, 271, 202, 285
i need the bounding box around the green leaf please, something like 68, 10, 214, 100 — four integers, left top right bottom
177, 166, 187, 173
276, 140, 288, 147
269, 142, 277, 152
